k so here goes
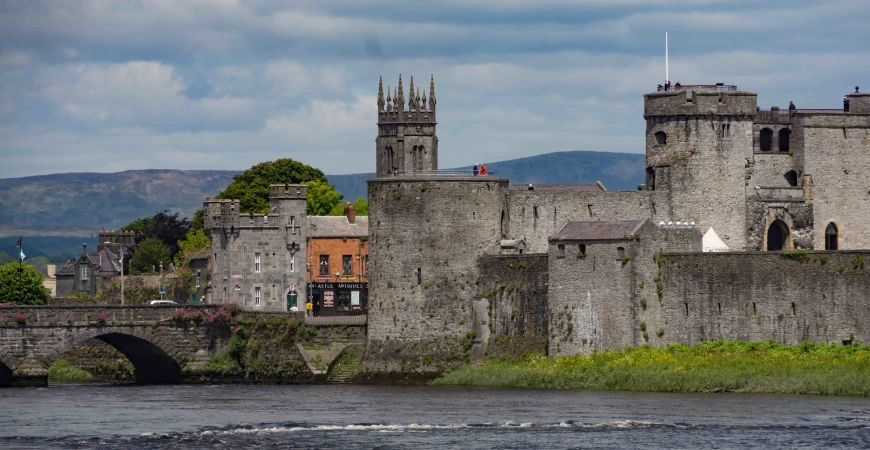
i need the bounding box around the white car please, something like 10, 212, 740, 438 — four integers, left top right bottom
148, 300, 178, 306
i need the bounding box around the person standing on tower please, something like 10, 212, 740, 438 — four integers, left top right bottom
789, 101, 796, 113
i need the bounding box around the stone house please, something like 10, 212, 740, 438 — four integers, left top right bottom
55, 244, 122, 297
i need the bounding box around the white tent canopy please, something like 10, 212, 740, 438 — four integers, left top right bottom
703, 228, 729, 252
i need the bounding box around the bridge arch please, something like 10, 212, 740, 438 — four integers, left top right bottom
45, 330, 184, 385
0, 360, 12, 387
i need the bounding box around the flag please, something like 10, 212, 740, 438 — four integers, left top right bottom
20, 248, 25, 261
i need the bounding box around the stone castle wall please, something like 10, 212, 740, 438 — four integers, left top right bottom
506, 190, 654, 253
476, 254, 548, 359
362, 177, 508, 379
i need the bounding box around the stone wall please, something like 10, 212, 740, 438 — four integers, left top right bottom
363, 177, 509, 379
655, 251, 870, 346
506, 190, 654, 253
476, 254, 548, 359
797, 114, 870, 250
548, 221, 702, 355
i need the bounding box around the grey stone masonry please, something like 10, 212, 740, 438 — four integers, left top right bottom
205, 184, 309, 312
0, 305, 225, 387
376, 75, 438, 177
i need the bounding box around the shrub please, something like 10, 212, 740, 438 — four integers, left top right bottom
95, 312, 109, 324
781, 250, 810, 263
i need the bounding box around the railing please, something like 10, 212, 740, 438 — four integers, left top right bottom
385, 169, 495, 177
656, 84, 737, 93
305, 314, 367, 326
756, 108, 847, 122
755, 110, 792, 123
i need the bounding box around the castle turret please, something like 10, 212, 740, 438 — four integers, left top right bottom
376, 74, 438, 177
644, 84, 757, 249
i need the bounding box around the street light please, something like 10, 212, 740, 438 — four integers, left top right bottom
104, 242, 125, 305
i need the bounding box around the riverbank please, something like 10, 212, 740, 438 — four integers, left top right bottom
432, 340, 870, 396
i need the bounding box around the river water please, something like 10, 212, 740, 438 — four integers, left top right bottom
2, 384, 870, 449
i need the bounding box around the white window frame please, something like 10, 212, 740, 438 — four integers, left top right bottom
290, 253, 295, 273
81, 266, 90, 280
196, 270, 201, 288
255, 286, 261, 306
255, 252, 261, 273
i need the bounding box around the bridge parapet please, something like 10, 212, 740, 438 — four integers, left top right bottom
0, 305, 221, 326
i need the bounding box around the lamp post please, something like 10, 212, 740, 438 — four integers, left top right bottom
16, 237, 22, 304
104, 242, 125, 305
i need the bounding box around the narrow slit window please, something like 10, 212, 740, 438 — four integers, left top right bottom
417, 268, 422, 286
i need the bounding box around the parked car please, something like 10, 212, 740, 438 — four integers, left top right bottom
148, 300, 177, 306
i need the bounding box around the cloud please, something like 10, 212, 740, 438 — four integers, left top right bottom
1, 0, 869, 178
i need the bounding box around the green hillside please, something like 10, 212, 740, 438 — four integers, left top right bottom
0, 151, 644, 257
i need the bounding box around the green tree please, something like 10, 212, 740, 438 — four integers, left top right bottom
123, 211, 191, 259
129, 237, 172, 275
216, 158, 329, 214
0, 262, 50, 305
328, 195, 369, 216
175, 229, 211, 266
305, 180, 343, 216
0, 251, 15, 265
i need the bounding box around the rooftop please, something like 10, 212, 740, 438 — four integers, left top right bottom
550, 219, 645, 241
309, 216, 369, 238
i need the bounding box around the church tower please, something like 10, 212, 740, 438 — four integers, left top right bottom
376, 75, 438, 177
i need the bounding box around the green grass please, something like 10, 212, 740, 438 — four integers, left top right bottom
48, 358, 94, 382
432, 340, 870, 396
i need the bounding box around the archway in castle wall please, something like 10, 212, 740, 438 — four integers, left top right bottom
760, 128, 773, 151
766, 220, 790, 251
779, 129, 791, 153
47, 333, 182, 385
0, 361, 12, 387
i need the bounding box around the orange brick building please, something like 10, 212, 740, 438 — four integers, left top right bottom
306, 204, 368, 315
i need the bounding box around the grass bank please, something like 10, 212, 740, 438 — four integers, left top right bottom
432, 340, 870, 396
48, 358, 94, 382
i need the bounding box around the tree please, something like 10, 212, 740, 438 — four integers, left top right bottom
0, 262, 50, 305
305, 180, 344, 216
129, 238, 171, 275
216, 158, 330, 214
175, 229, 211, 266
123, 211, 191, 259
328, 195, 369, 216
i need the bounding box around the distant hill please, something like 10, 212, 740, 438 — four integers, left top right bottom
327, 150, 645, 200
0, 151, 644, 257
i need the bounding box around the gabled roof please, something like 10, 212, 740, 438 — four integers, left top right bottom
309, 216, 369, 238
56, 248, 120, 275
550, 219, 646, 241
190, 247, 212, 261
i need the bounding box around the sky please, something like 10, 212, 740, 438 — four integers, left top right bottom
1, 0, 868, 178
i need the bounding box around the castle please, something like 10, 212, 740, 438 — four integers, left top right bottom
362, 76, 870, 377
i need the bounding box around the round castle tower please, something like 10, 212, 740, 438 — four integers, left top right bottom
644, 84, 758, 250
365, 75, 510, 378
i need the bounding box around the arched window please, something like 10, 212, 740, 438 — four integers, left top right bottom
766, 220, 790, 251
654, 131, 667, 145
779, 128, 791, 153
385, 146, 395, 173
825, 223, 838, 250
784, 170, 798, 187
411, 146, 418, 172
760, 128, 773, 151
417, 146, 424, 171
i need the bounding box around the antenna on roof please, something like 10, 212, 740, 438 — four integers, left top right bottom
665, 30, 671, 85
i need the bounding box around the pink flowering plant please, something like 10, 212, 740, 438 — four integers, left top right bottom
15, 313, 28, 325
95, 312, 109, 324
171, 304, 240, 326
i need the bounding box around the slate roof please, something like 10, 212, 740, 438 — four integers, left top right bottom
309, 216, 369, 238
550, 219, 646, 241
56, 247, 121, 275
190, 248, 212, 261
510, 182, 606, 191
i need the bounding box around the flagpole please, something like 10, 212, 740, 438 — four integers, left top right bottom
665, 30, 671, 84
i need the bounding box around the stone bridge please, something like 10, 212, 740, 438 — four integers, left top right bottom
0, 305, 226, 387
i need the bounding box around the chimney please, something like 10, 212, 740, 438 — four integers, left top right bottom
344, 202, 356, 224
47, 263, 56, 278
82, 243, 87, 257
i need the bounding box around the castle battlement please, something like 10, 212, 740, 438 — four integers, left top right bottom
269, 183, 306, 200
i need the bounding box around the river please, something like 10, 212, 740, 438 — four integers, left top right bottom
2, 384, 869, 449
